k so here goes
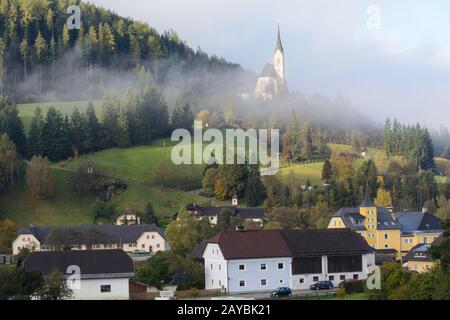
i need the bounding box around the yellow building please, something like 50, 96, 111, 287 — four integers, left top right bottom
327, 192, 444, 260
403, 234, 444, 273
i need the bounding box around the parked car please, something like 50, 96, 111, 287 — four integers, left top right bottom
270, 287, 292, 298
310, 281, 334, 290
133, 250, 148, 255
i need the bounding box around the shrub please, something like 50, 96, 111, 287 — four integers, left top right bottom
339, 279, 365, 294
336, 287, 346, 300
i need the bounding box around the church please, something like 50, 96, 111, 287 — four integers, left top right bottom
254, 25, 288, 100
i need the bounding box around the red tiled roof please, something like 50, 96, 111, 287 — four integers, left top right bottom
208, 230, 291, 260
206, 229, 373, 260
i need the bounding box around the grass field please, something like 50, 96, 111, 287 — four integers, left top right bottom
279, 162, 324, 185
18, 100, 102, 131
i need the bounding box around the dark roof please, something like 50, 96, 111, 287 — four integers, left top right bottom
23, 250, 134, 278
206, 229, 373, 260
208, 230, 291, 260
185, 204, 265, 220
275, 24, 284, 53
374, 249, 397, 265
394, 212, 443, 234
260, 63, 278, 78
360, 190, 375, 208
280, 229, 373, 258
333, 207, 402, 230
403, 244, 434, 262
189, 240, 208, 260
17, 224, 165, 245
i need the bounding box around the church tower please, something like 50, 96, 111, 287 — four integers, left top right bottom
274, 24, 285, 81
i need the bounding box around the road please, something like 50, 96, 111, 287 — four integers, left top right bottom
230, 288, 337, 300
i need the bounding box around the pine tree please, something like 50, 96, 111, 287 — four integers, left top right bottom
84, 103, 102, 153
322, 159, 333, 183
245, 165, 266, 207
41, 107, 66, 161
70, 108, 86, 157
27, 107, 45, 158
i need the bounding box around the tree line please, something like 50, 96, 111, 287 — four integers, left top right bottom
0, 0, 238, 100
384, 118, 435, 171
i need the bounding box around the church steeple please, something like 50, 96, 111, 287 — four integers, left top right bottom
275, 24, 284, 53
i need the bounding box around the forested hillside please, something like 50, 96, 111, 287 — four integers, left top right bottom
0, 0, 248, 102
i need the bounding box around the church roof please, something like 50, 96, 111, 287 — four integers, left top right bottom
360, 188, 375, 207
275, 24, 284, 53
260, 63, 278, 78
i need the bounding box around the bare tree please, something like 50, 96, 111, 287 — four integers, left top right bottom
25, 155, 54, 200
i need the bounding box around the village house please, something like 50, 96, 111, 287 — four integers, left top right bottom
327, 191, 443, 259
200, 228, 375, 293
185, 195, 265, 226
23, 250, 134, 300
13, 224, 168, 255
403, 234, 443, 273
115, 208, 141, 226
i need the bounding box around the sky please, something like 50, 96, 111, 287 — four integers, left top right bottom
88, 0, 450, 128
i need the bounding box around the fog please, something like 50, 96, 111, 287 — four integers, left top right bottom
88, 0, 450, 129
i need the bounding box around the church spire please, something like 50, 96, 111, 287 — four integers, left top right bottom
275, 24, 284, 53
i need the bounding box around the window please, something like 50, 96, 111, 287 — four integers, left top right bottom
100, 285, 111, 293
424, 238, 428, 244
239, 264, 245, 271
211, 264, 213, 270
239, 280, 246, 287
141, 244, 145, 249
260, 279, 267, 286
384, 244, 389, 248
211, 279, 214, 285
299, 278, 304, 284
278, 263, 284, 270
219, 264, 222, 271
156, 244, 160, 248
279, 280, 284, 284
146, 235, 150, 239
152, 235, 155, 240
313, 276, 319, 282
261, 263, 267, 270
340, 275, 345, 281
353, 274, 359, 280
384, 234, 388, 240
219, 280, 222, 286
329, 276, 334, 281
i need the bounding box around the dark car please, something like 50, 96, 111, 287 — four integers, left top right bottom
310, 281, 334, 290
270, 287, 292, 298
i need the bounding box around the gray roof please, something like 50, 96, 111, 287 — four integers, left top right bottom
17, 224, 166, 245
275, 24, 284, 53
403, 243, 434, 262
394, 212, 443, 234
360, 190, 375, 208
23, 250, 134, 278
186, 204, 265, 220
333, 207, 402, 230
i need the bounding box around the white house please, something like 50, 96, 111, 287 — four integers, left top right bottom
202, 229, 375, 293
23, 250, 134, 300
13, 224, 168, 255
186, 195, 265, 227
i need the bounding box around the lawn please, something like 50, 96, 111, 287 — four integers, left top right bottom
18, 100, 102, 131
279, 162, 324, 185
